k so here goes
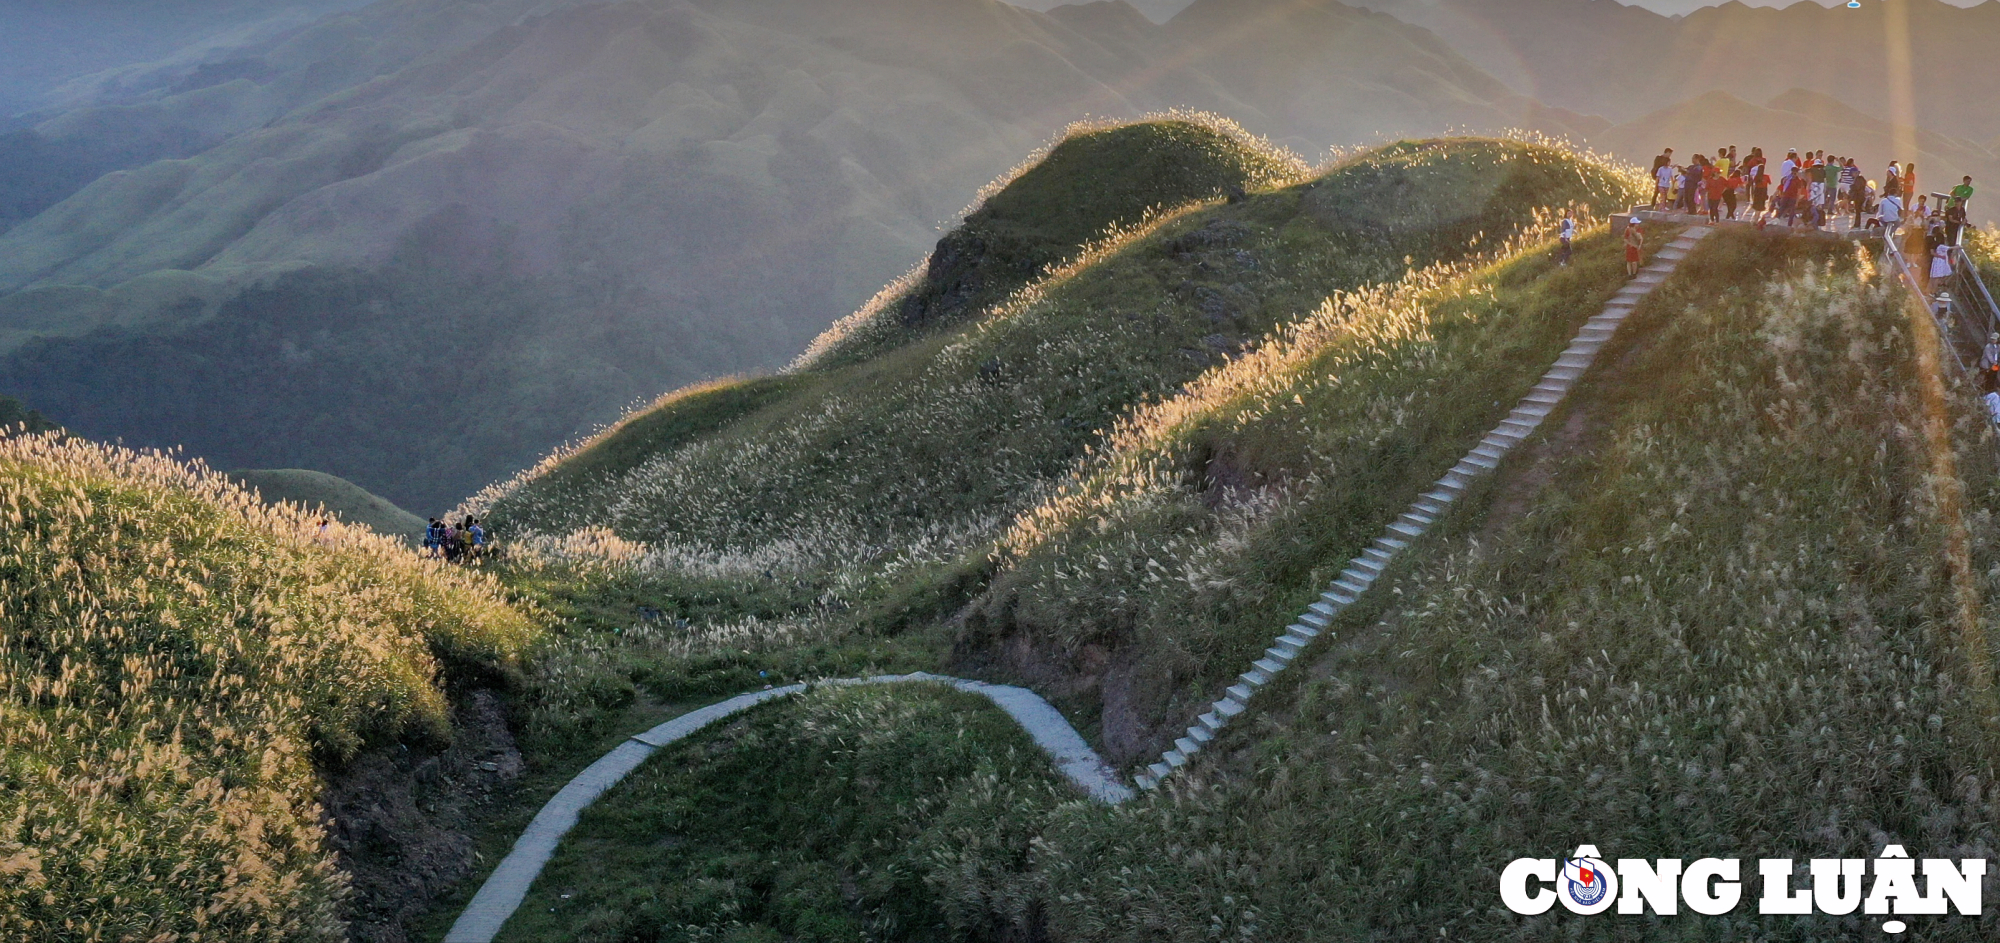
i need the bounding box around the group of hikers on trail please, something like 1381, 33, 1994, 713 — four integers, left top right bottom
425, 516, 490, 563
1647, 146, 1973, 239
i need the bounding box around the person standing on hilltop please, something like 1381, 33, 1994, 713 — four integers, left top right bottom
1904, 163, 1919, 207
1654, 158, 1675, 209
1625, 217, 1645, 277
1952, 176, 1976, 213
1706, 167, 1729, 223
1745, 147, 1769, 219
1885, 160, 1902, 199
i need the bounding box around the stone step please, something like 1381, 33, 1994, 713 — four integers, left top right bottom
1333, 575, 1372, 596
1460, 453, 1499, 471
1554, 352, 1596, 368
1176, 737, 1201, 756
1273, 634, 1309, 654
1470, 443, 1507, 462
1387, 520, 1426, 538
1241, 666, 1272, 685
1264, 644, 1298, 664
1189, 725, 1214, 744
1284, 623, 1319, 642
1146, 762, 1170, 781
1251, 657, 1286, 676
1199, 711, 1226, 732
1374, 536, 1409, 551
1342, 561, 1382, 582
1544, 365, 1585, 382
1164, 749, 1188, 768
1214, 697, 1246, 718
1351, 555, 1387, 574
1362, 546, 1395, 563
1227, 683, 1254, 702
1531, 379, 1572, 396
1305, 602, 1338, 621
1523, 390, 1564, 406
1411, 497, 1447, 517
1420, 489, 1459, 506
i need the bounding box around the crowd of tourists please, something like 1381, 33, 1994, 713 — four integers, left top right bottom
425, 516, 491, 563
1646, 146, 1974, 244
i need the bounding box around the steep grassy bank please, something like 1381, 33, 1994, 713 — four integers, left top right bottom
0, 433, 533, 942
1014, 232, 2000, 939
961, 221, 1673, 763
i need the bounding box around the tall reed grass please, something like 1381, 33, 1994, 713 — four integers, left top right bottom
0, 433, 533, 941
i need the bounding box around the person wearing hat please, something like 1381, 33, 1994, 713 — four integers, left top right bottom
1624, 217, 1644, 276
1983, 331, 2000, 393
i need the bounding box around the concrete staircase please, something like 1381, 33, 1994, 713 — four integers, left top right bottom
1134, 226, 1714, 791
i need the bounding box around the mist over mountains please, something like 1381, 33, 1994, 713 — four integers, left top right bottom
0, 0, 1569, 510
2, 0, 1996, 510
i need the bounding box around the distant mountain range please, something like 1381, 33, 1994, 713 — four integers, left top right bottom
0, 0, 1577, 510
1365, 0, 2000, 145
2, 0, 1996, 509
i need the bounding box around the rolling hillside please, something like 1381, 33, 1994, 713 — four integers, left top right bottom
1008, 230, 2000, 941
479, 127, 1641, 570
457, 201, 2000, 941
0, 0, 1591, 511
232, 467, 429, 541
0, 431, 534, 942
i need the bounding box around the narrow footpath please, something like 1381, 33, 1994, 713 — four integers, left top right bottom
444, 673, 1131, 943
1135, 225, 1717, 789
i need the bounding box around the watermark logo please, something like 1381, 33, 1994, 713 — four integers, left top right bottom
1502, 845, 1986, 935
1561, 852, 1616, 913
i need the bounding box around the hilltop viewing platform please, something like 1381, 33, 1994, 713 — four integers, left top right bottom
1617, 207, 1884, 242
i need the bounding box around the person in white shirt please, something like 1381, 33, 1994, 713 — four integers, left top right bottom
1654, 162, 1674, 209
1873, 192, 1905, 233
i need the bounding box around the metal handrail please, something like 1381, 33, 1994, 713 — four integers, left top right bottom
1949, 245, 2000, 335
1883, 233, 1971, 375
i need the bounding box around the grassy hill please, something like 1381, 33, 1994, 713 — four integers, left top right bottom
0, 432, 534, 941
232, 467, 429, 541
469, 212, 2000, 940
1006, 230, 2000, 940
481, 129, 1641, 563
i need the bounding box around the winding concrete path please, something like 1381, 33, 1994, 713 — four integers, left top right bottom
444, 673, 1129, 943
1136, 226, 1716, 789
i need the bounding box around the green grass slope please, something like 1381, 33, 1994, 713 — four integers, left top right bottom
808, 115, 1311, 367
492, 683, 1072, 943
480, 133, 1643, 581
0, 433, 533, 942
232, 467, 428, 541
962, 221, 1677, 762
1012, 232, 2000, 939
